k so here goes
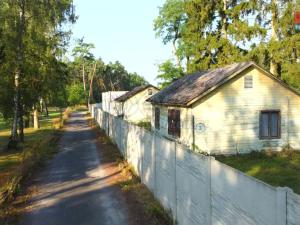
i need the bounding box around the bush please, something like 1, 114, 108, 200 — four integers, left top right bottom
67, 84, 86, 106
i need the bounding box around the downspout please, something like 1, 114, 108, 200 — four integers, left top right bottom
122, 102, 124, 119
192, 115, 195, 151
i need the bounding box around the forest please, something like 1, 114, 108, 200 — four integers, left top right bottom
0, 1, 147, 148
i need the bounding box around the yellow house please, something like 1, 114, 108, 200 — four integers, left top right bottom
115, 85, 159, 122
147, 62, 300, 155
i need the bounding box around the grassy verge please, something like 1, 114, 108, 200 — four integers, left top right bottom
117, 164, 173, 225
216, 150, 300, 194
0, 107, 72, 224
89, 116, 173, 225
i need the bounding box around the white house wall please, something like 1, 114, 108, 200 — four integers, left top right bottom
102, 91, 127, 116
123, 88, 158, 122
191, 67, 300, 154
151, 105, 193, 146
152, 67, 300, 154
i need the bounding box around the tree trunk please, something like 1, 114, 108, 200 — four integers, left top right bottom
82, 63, 88, 106
82, 63, 86, 91
45, 101, 49, 117
10, 73, 20, 143
172, 40, 182, 69
18, 102, 24, 142
88, 62, 97, 105
9, 1, 25, 148
40, 98, 43, 115
33, 107, 39, 129
221, 0, 228, 39
270, 0, 279, 77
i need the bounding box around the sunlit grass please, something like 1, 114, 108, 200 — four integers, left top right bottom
0, 109, 63, 188
216, 150, 300, 194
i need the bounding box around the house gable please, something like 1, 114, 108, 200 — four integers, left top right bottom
188, 64, 300, 107
122, 87, 159, 122
191, 67, 300, 154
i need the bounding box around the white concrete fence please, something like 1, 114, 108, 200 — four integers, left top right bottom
89, 104, 300, 225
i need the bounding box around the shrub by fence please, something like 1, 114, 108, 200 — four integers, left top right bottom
90, 104, 300, 225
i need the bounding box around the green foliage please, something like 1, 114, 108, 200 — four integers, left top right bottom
0, 0, 76, 143
69, 39, 148, 104
154, 0, 186, 45
67, 84, 86, 106
157, 60, 184, 88
282, 63, 300, 89
154, 0, 300, 88
72, 38, 95, 61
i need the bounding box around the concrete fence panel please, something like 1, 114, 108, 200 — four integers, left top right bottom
287, 190, 300, 225
154, 135, 176, 216
140, 129, 156, 193
110, 116, 119, 145
126, 124, 143, 176
176, 144, 211, 225
114, 117, 123, 153
120, 119, 129, 157
211, 158, 286, 225
89, 105, 300, 225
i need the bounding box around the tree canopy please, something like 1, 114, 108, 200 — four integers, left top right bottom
154, 0, 300, 88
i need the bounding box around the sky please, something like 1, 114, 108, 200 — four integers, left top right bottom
69, 0, 173, 85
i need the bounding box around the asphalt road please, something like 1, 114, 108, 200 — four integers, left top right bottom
21, 111, 130, 225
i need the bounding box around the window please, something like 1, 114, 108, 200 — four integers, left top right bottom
259, 110, 281, 139
244, 75, 253, 88
155, 107, 160, 130
148, 88, 153, 95
168, 109, 180, 138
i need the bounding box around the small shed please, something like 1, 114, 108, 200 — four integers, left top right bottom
147, 62, 300, 155
115, 85, 159, 122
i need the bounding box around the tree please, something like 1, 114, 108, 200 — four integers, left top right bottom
72, 38, 95, 105
154, 0, 187, 68
67, 84, 86, 106
182, 0, 264, 71
156, 60, 184, 88
0, 0, 76, 148
154, 0, 300, 88
68, 56, 147, 104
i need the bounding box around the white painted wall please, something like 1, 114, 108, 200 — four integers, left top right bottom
102, 91, 127, 116
91, 105, 300, 225
122, 88, 159, 123
152, 68, 300, 154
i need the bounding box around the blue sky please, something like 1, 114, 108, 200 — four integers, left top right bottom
69, 0, 173, 85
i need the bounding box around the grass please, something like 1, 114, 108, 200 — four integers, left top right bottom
117, 164, 173, 225
0, 107, 73, 224
216, 150, 300, 194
